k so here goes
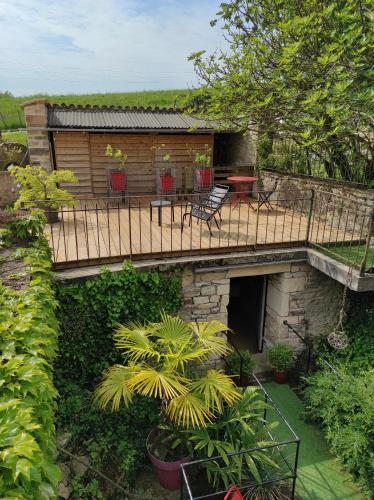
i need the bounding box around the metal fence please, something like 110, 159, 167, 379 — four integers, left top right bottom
180, 375, 300, 500
26, 188, 373, 273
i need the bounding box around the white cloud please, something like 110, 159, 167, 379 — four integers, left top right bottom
0, 0, 225, 96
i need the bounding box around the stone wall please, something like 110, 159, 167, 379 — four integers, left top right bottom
264, 263, 343, 349
262, 170, 374, 235
21, 99, 52, 170
179, 260, 343, 352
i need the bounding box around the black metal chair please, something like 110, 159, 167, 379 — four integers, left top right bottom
181, 184, 230, 236
257, 179, 279, 210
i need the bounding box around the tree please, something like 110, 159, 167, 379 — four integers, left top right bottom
189, 0, 374, 181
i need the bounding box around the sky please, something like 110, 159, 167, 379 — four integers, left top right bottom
0, 0, 225, 97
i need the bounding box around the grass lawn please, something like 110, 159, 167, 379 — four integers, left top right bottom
263, 382, 366, 500
0, 89, 190, 129
316, 242, 374, 272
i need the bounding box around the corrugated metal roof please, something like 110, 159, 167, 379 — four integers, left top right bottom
47, 104, 215, 131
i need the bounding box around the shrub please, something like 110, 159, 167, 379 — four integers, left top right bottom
304, 366, 374, 495
226, 350, 256, 379
268, 344, 294, 372
0, 240, 60, 498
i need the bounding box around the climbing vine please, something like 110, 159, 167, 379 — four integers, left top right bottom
0, 240, 60, 499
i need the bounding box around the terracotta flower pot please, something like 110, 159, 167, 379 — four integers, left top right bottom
147, 430, 189, 491
195, 168, 213, 188
273, 369, 288, 383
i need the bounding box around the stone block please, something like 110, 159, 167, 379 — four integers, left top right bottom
209, 295, 220, 303
220, 294, 230, 307
195, 302, 214, 310
216, 284, 230, 295
266, 285, 289, 316
193, 296, 209, 305
201, 285, 216, 296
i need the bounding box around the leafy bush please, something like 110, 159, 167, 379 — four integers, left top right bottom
54, 262, 182, 491
304, 366, 374, 495
0, 240, 60, 498
226, 350, 256, 379
268, 344, 294, 372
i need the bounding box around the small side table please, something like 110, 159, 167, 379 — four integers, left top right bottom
150, 200, 175, 226
226, 176, 257, 209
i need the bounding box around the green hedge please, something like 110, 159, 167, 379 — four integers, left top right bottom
0, 241, 60, 499
304, 366, 374, 495
54, 262, 182, 494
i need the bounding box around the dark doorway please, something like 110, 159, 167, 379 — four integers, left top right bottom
227, 275, 267, 353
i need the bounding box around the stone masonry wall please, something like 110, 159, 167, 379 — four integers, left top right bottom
21, 99, 52, 170
264, 262, 343, 349
179, 261, 343, 352
262, 170, 374, 234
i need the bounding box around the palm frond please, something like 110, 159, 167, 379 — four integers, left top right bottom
94, 364, 134, 411
126, 364, 188, 400
163, 342, 209, 372
154, 313, 192, 348
114, 323, 160, 362
166, 392, 213, 428
190, 369, 241, 411
189, 320, 233, 357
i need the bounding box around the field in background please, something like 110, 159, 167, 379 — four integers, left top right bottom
0, 89, 190, 130
1, 130, 28, 145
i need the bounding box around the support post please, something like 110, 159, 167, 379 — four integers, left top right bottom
359, 209, 374, 276
305, 189, 315, 245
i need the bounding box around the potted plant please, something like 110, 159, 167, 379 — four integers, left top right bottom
105, 144, 128, 193
192, 144, 213, 190
267, 344, 295, 383
226, 350, 256, 386
152, 144, 175, 194
9, 165, 77, 223
95, 313, 240, 491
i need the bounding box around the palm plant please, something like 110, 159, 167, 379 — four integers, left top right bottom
179, 387, 280, 490
95, 313, 241, 429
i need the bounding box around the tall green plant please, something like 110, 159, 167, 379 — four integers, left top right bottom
95, 313, 240, 428
0, 240, 60, 498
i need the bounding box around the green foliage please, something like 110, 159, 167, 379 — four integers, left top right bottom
0, 239, 60, 498
303, 366, 374, 495
54, 262, 182, 492
192, 144, 212, 168
167, 387, 279, 490
190, 0, 374, 182
10, 165, 78, 209
95, 313, 238, 428
56, 382, 159, 489
1, 209, 46, 243
105, 144, 128, 168
226, 350, 256, 379
54, 261, 182, 387
268, 344, 295, 372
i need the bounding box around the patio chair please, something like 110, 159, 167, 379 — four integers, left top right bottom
257, 179, 279, 210
181, 184, 230, 236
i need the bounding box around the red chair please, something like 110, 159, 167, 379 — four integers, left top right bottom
224, 485, 245, 500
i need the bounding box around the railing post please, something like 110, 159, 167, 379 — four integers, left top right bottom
254, 191, 260, 248
305, 189, 315, 245
359, 209, 374, 276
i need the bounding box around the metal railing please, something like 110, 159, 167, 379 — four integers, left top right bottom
180, 374, 300, 500
33, 189, 313, 269
26, 188, 374, 273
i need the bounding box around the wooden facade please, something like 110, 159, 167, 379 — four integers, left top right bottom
53, 131, 214, 197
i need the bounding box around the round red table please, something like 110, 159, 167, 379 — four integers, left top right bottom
227, 176, 257, 209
